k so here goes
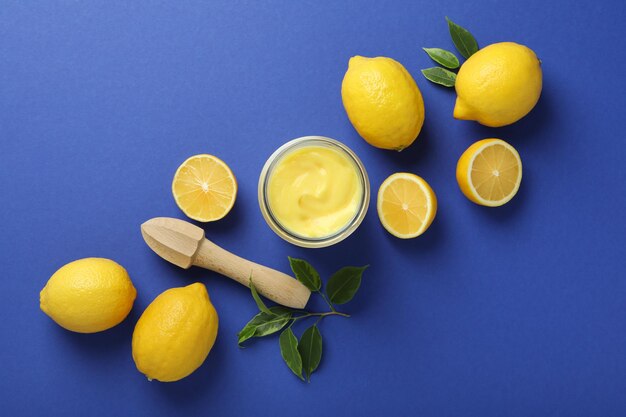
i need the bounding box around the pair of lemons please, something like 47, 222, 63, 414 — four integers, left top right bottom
40, 258, 218, 382
342, 42, 540, 238
40, 138, 240, 383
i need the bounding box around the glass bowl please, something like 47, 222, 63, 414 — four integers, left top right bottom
258, 136, 370, 248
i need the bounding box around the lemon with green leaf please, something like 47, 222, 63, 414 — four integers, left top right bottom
454, 42, 542, 127
422, 19, 542, 127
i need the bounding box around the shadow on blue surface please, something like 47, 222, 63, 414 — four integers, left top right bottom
464, 83, 556, 146
466, 170, 529, 222
463, 87, 556, 223
385, 205, 446, 254
50, 307, 140, 356
297, 220, 384, 315
375, 120, 436, 169
153, 336, 226, 403
200, 190, 247, 238
47, 302, 227, 403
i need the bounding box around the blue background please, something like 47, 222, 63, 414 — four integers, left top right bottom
1, 1, 625, 415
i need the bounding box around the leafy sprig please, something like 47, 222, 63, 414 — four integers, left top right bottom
238, 258, 368, 382
421, 17, 479, 87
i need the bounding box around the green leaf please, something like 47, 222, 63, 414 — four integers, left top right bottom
237, 324, 257, 346
326, 265, 368, 304
446, 17, 478, 59
421, 67, 457, 87
279, 328, 304, 380
288, 257, 321, 291
422, 47, 459, 69
249, 278, 272, 315
237, 306, 292, 345
298, 324, 322, 382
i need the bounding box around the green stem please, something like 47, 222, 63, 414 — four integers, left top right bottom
318, 291, 337, 312
291, 311, 350, 322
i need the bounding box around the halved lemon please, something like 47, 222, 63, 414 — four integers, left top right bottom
377, 173, 437, 239
456, 138, 522, 207
172, 154, 237, 222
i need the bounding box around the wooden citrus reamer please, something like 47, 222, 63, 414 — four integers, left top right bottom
141, 217, 311, 309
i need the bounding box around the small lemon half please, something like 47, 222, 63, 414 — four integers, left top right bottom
172, 154, 237, 222
377, 173, 437, 239
456, 138, 522, 207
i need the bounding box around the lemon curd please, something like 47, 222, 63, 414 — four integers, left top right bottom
267, 145, 363, 238
258, 137, 369, 247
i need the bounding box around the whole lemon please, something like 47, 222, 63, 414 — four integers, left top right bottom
40, 258, 136, 333
454, 42, 542, 127
132, 283, 218, 382
342, 56, 425, 150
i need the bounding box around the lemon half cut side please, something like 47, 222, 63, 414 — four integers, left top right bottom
172, 154, 237, 222
456, 138, 522, 207
377, 173, 437, 239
